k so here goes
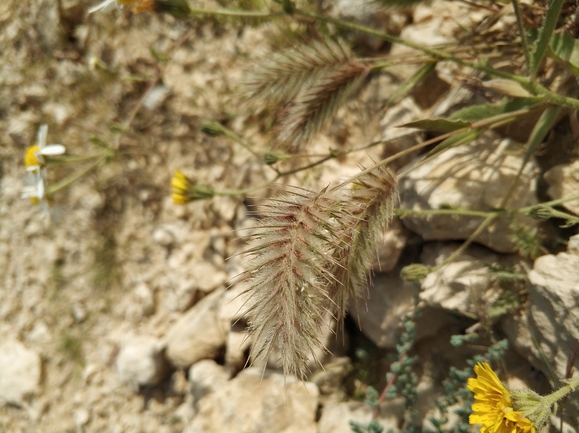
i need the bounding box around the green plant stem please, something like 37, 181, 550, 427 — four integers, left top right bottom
511, 0, 530, 75
294, 8, 579, 110
187, 7, 283, 18
45, 154, 106, 164
397, 208, 499, 218
219, 126, 272, 162
530, 0, 565, 79
520, 194, 579, 211
47, 158, 105, 196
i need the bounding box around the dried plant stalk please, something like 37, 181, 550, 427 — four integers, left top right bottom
330, 167, 399, 319
240, 186, 347, 379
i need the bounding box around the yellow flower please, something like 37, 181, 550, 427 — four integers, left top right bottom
468, 362, 536, 433
171, 170, 193, 204
171, 170, 214, 204
88, 0, 140, 14
24, 124, 66, 171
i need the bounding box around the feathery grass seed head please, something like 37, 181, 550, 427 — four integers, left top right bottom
240, 186, 347, 378
329, 167, 398, 319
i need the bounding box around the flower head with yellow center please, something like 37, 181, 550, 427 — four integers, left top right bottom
171, 170, 214, 204
88, 0, 140, 13
88, 0, 190, 16
468, 362, 536, 433
24, 124, 66, 172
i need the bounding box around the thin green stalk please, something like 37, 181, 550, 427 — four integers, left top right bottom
511, 0, 531, 75
520, 193, 579, 211
502, 106, 561, 204
294, 8, 579, 110
432, 215, 498, 272
397, 208, 497, 218
188, 7, 283, 18
45, 154, 106, 164
47, 158, 105, 195
530, 0, 565, 79
337, 106, 535, 190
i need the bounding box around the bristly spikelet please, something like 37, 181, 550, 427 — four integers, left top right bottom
243, 39, 369, 151
244, 39, 357, 106
240, 186, 347, 379
330, 167, 399, 320
275, 61, 369, 150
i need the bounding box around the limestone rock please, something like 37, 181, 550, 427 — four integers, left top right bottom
165, 288, 227, 368
350, 271, 449, 348
0, 339, 41, 406
318, 400, 402, 433
399, 133, 538, 253
502, 235, 579, 429
185, 361, 319, 433
420, 242, 522, 316
371, 218, 409, 273
116, 336, 169, 388
504, 235, 579, 377
544, 160, 579, 215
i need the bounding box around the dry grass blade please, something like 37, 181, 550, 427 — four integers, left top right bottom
244, 39, 356, 106
275, 60, 369, 150
240, 186, 346, 379
330, 167, 399, 320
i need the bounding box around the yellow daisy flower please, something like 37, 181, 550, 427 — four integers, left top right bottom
468, 362, 536, 433
24, 124, 66, 171
171, 170, 214, 204
171, 170, 193, 204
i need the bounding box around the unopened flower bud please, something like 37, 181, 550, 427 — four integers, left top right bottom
263, 152, 289, 165
400, 264, 431, 282
527, 206, 552, 221
200, 120, 225, 137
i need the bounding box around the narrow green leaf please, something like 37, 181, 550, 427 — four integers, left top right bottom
549, 31, 579, 76
426, 129, 481, 157
385, 62, 437, 106
530, 0, 565, 78
449, 98, 539, 123
401, 118, 470, 132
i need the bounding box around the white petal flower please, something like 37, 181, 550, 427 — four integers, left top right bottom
25, 124, 66, 171
88, 0, 136, 14
21, 170, 54, 218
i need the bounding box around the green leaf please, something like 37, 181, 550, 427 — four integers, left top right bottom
549, 31, 579, 76
529, 0, 564, 78
449, 97, 539, 123
385, 62, 437, 106
426, 129, 481, 157
401, 118, 470, 132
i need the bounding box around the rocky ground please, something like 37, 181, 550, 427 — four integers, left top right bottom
1, 1, 579, 432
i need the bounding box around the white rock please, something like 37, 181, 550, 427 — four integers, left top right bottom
74, 408, 90, 431
164, 288, 227, 368
544, 160, 579, 215
133, 282, 155, 316
116, 336, 168, 387
399, 133, 538, 253
371, 219, 409, 273
502, 237, 579, 428
318, 400, 402, 433
420, 242, 522, 316
350, 272, 448, 348
191, 260, 227, 293
508, 236, 579, 376
185, 361, 319, 433
0, 339, 41, 406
